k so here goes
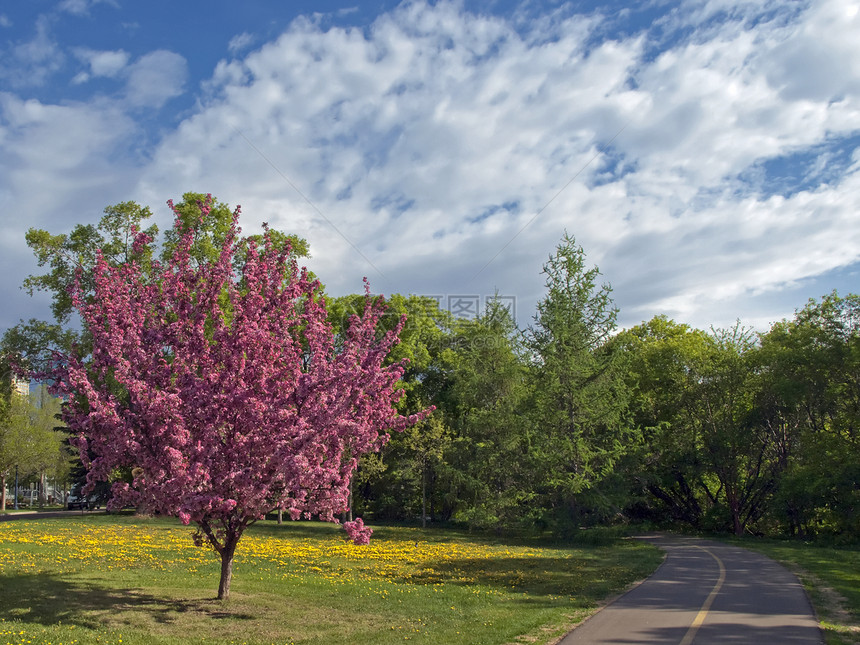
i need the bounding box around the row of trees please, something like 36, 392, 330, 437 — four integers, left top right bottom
341, 234, 632, 534
353, 283, 859, 540
617, 296, 859, 538
4, 192, 857, 545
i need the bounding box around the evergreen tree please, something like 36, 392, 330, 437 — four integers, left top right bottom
524, 233, 632, 530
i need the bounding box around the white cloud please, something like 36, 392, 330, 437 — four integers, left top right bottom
228, 32, 255, 55
0, 94, 138, 219
58, 0, 119, 16
0, 91, 143, 325
0, 14, 11, 28
58, 0, 90, 15
2, 0, 857, 334
72, 47, 129, 79
124, 50, 188, 108
762, 0, 860, 102
132, 0, 860, 331
87, 49, 129, 77
0, 15, 64, 87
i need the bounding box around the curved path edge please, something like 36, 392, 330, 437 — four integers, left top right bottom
557, 533, 822, 644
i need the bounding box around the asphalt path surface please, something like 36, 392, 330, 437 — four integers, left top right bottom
560, 534, 822, 644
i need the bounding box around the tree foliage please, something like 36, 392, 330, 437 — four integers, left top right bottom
23, 201, 159, 326
443, 298, 529, 529
614, 316, 711, 527
757, 292, 860, 537
618, 296, 860, 538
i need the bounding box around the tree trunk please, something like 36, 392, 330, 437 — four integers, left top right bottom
728, 493, 744, 536
733, 513, 743, 536
277, 509, 283, 524
1, 473, 6, 511
429, 470, 436, 523
421, 459, 427, 529
39, 473, 47, 507
217, 535, 239, 600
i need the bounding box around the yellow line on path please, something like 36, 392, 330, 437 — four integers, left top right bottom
679, 546, 726, 645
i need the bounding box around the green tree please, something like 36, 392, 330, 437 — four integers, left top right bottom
759, 292, 860, 537
27, 385, 70, 504
327, 293, 453, 521
399, 415, 449, 528
2, 321, 79, 375
614, 316, 712, 527
0, 383, 67, 509
618, 318, 790, 535
24, 201, 159, 327
443, 298, 530, 529
524, 233, 632, 530
0, 389, 27, 511
693, 324, 783, 535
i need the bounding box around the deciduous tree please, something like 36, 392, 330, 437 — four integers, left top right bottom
614, 316, 712, 527
759, 292, 860, 537
46, 196, 425, 599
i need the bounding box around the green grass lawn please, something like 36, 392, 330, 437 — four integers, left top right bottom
0, 516, 662, 645
727, 537, 860, 645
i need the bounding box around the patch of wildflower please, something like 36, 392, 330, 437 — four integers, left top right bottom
0, 522, 208, 574
0, 520, 570, 592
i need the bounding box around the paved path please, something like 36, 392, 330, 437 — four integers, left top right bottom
0, 509, 104, 522
560, 534, 822, 644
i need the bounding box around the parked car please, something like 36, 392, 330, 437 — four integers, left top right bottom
67, 494, 100, 511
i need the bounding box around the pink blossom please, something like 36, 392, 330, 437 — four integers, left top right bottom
343, 518, 373, 545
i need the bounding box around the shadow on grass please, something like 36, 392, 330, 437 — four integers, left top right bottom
247, 520, 494, 549
248, 519, 632, 549
401, 554, 649, 600
248, 520, 344, 540
0, 572, 255, 629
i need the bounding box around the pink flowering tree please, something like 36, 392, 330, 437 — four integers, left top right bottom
49, 196, 426, 600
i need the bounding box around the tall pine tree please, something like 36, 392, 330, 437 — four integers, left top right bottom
525, 233, 632, 530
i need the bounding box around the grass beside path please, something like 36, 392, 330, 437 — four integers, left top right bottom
0, 516, 662, 645
0, 506, 66, 514
727, 537, 860, 645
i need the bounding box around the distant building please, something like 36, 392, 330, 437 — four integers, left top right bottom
12, 377, 29, 398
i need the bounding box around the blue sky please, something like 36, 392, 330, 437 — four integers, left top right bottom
1, 0, 858, 333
